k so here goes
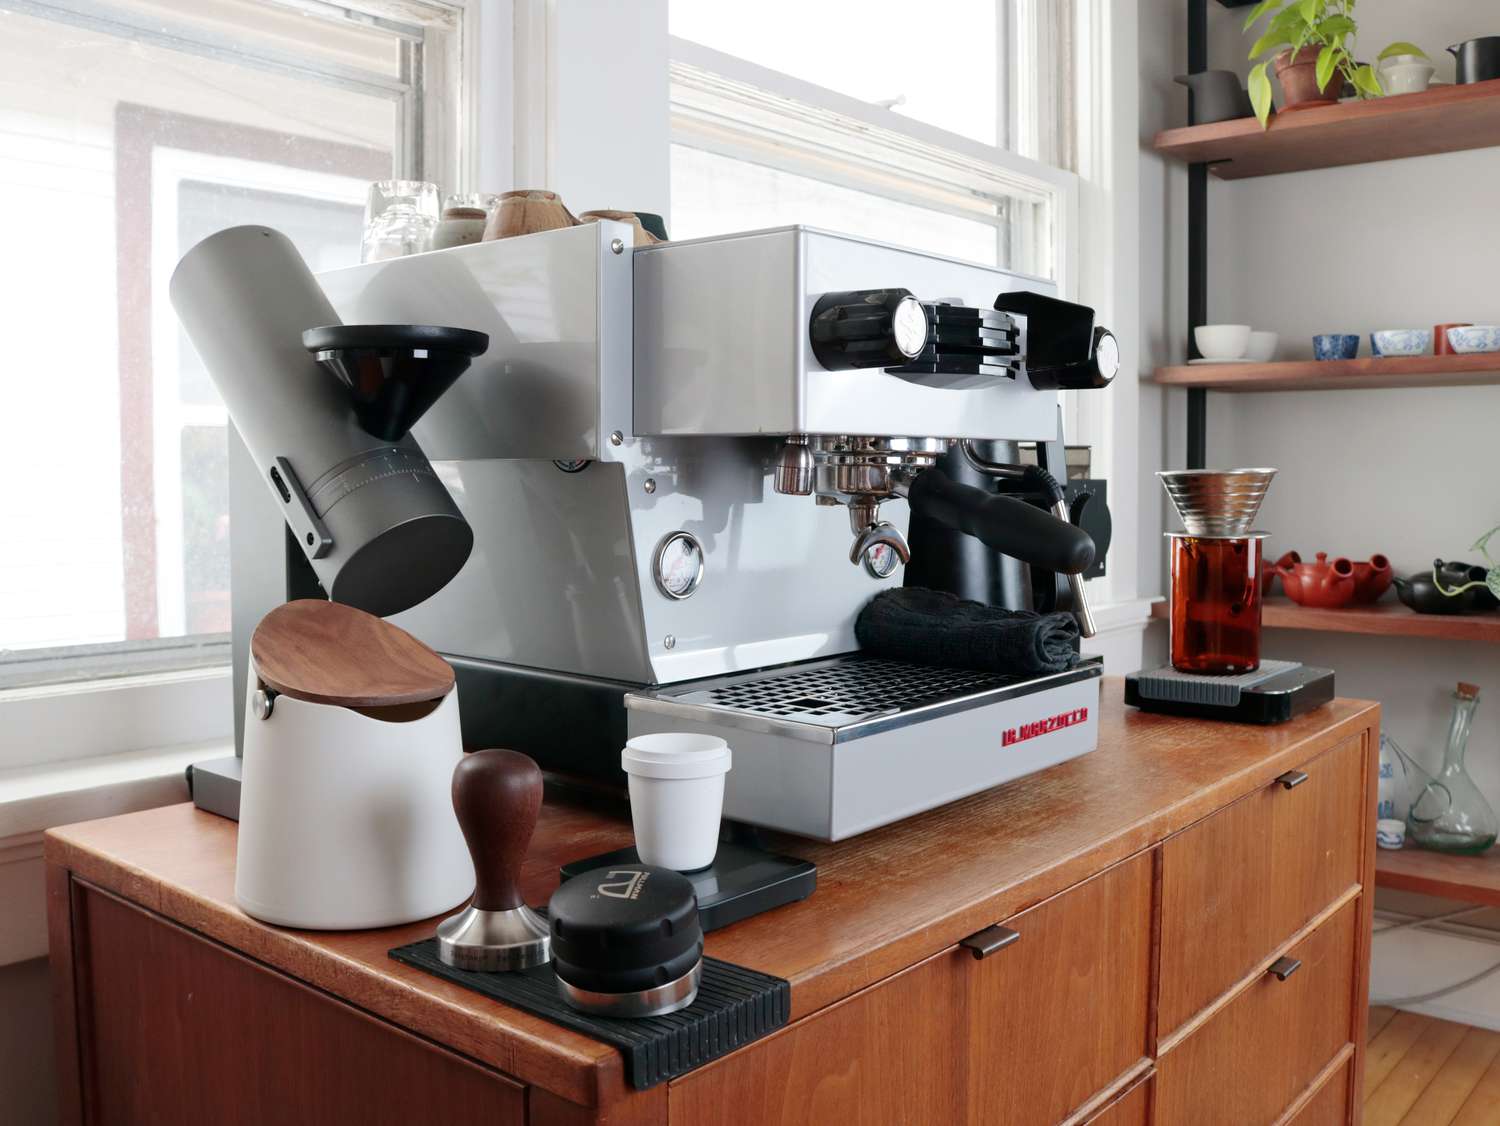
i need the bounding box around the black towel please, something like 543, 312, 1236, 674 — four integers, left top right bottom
855, 587, 1080, 676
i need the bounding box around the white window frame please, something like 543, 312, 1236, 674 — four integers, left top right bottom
667, 35, 1079, 297
0, 0, 495, 778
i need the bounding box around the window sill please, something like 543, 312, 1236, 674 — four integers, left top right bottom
0, 740, 217, 966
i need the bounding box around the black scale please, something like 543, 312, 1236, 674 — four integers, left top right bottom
1124, 659, 1335, 724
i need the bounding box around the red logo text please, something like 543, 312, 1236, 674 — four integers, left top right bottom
1002, 706, 1090, 748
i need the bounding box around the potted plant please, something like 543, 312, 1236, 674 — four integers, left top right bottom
1242, 0, 1426, 127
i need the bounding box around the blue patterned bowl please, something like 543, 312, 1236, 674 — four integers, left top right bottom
1371, 328, 1431, 357
1313, 334, 1359, 361
1446, 325, 1500, 354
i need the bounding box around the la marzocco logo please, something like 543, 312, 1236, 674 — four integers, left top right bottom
596, 870, 649, 900
1002, 706, 1089, 748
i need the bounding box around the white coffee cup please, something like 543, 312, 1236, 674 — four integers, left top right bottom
622, 733, 732, 871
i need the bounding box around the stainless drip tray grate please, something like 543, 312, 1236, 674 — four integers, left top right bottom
691, 659, 1010, 721
626, 655, 1103, 744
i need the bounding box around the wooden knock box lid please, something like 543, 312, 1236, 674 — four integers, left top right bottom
250, 599, 455, 708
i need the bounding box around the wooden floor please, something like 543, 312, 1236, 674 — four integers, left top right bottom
1365, 1006, 1500, 1124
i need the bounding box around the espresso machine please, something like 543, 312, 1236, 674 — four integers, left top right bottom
174, 221, 1116, 841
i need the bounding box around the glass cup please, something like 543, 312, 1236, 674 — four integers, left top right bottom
1169, 532, 1265, 674
360, 180, 440, 262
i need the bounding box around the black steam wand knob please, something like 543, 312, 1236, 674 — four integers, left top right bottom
993, 291, 1119, 390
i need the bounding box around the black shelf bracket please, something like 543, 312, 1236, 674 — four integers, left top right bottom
1186, 0, 1210, 469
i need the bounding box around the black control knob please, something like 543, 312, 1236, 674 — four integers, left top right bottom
810, 288, 930, 370
993, 291, 1119, 391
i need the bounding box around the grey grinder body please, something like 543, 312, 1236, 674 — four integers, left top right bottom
169, 226, 471, 617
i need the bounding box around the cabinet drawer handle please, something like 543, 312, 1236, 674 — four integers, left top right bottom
960, 925, 1021, 960
1275, 769, 1309, 791
1268, 956, 1302, 981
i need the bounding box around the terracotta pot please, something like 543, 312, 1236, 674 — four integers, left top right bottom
483, 190, 579, 241
578, 209, 663, 246
1274, 47, 1342, 111
1281, 551, 1356, 608
1262, 550, 1301, 596
1351, 554, 1393, 603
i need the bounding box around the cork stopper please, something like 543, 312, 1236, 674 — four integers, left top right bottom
1458, 682, 1481, 700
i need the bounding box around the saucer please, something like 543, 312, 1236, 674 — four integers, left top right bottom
1188, 357, 1255, 364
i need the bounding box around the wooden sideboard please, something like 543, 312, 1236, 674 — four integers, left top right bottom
46, 683, 1379, 1125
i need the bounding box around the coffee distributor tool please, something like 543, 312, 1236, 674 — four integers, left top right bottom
1125, 468, 1334, 724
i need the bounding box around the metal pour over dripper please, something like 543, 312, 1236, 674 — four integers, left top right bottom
303, 324, 489, 442
1158, 468, 1276, 536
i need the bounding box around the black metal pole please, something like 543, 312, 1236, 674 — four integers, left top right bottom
1186, 0, 1209, 469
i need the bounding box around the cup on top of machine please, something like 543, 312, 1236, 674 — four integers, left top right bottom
622, 734, 732, 872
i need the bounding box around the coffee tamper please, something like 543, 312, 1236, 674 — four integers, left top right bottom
436, 749, 551, 971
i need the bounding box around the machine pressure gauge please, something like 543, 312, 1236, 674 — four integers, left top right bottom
863, 541, 901, 579
653, 532, 705, 600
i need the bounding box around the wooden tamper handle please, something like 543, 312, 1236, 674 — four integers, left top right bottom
452, 749, 542, 912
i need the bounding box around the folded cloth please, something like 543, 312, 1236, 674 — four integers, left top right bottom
854, 587, 1080, 677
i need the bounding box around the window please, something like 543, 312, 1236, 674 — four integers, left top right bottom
0, 0, 467, 687
667, 1, 1078, 280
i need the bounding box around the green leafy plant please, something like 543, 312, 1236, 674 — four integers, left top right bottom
1242, 0, 1426, 128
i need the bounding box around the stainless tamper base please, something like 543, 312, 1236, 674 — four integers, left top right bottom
436, 903, 551, 971
556, 958, 702, 1018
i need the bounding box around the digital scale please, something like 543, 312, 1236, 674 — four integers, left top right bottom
1124, 659, 1335, 725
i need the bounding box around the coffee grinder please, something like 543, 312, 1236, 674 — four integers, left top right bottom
1125, 469, 1334, 724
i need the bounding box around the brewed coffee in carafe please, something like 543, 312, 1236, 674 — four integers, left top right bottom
1169, 534, 1265, 673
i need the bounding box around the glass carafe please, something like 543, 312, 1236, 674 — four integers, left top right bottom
1407, 683, 1499, 854
1168, 533, 1265, 674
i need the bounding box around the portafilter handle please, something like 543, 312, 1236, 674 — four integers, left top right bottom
900, 468, 1098, 637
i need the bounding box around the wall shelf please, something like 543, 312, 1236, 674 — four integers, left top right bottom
1375, 847, 1500, 908
1153, 78, 1500, 180
1149, 599, 1500, 643
1151, 354, 1500, 392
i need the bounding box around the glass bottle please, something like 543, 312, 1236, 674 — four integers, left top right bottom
1407, 683, 1499, 854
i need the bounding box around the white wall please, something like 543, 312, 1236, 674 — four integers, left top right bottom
1140, 0, 1500, 1026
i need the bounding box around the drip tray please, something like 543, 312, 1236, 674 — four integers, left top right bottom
627, 655, 1103, 840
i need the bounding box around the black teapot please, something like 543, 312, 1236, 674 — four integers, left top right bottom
1394, 559, 1497, 614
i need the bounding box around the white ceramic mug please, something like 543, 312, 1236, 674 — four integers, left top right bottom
622, 733, 732, 871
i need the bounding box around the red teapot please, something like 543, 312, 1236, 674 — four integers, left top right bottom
1261, 550, 1301, 596
1280, 552, 1356, 608
1351, 553, 1393, 604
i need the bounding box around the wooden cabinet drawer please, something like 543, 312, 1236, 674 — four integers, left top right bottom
1286, 1057, 1351, 1125
670, 851, 1153, 1126
1083, 1073, 1151, 1125
69, 883, 525, 1125
1156, 898, 1357, 1126
1158, 733, 1366, 1034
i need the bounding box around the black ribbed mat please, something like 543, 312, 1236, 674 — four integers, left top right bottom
389, 938, 789, 1089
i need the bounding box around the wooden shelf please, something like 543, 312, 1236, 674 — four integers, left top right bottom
1152, 77, 1500, 179
1151, 354, 1500, 392
1375, 847, 1500, 907
1148, 598, 1500, 643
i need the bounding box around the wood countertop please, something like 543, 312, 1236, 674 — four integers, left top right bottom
45, 681, 1378, 1111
